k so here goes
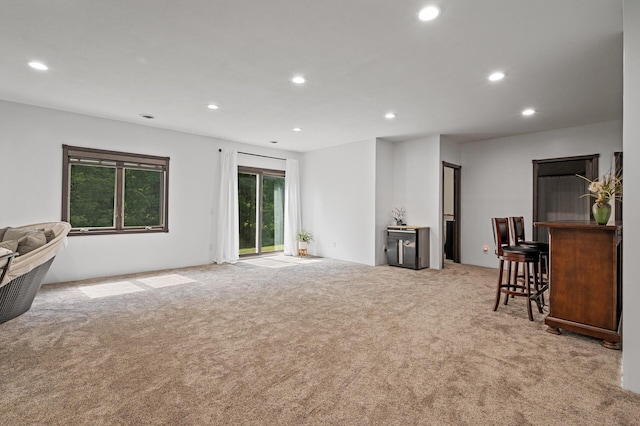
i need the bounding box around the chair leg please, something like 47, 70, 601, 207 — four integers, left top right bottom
494, 260, 504, 311
541, 254, 548, 306
524, 262, 534, 321
505, 261, 513, 305
505, 262, 519, 305
533, 260, 543, 313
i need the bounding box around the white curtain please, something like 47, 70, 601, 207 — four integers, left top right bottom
283, 159, 302, 256
214, 150, 239, 264
274, 182, 284, 247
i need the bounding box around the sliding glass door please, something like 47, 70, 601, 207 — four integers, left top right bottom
238, 167, 285, 256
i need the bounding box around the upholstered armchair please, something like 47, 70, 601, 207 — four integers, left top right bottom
0, 222, 71, 323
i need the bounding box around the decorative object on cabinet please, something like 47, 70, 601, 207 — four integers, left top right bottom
577, 170, 622, 225
390, 207, 406, 226
387, 226, 429, 269
592, 203, 612, 226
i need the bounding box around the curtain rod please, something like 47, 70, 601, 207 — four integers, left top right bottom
218, 148, 285, 161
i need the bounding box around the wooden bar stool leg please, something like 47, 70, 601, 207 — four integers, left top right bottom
533, 260, 543, 313
538, 258, 546, 307
494, 259, 505, 311
510, 262, 519, 299
524, 262, 534, 321
541, 254, 548, 305
504, 261, 512, 304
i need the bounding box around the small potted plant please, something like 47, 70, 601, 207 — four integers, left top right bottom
296, 229, 314, 257
391, 207, 406, 226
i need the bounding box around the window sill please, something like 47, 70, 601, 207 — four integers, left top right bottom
68, 228, 168, 236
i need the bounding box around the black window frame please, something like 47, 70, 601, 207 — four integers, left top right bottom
62, 145, 170, 236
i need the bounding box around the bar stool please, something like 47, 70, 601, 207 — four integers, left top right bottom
510, 216, 549, 304
491, 217, 543, 321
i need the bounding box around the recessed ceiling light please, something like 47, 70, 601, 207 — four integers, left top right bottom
292, 76, 306, 84
385, 112, 397, 119
207, 104, 219, 110
28, 61, 48, 71
522, 108, 536, 116
270, 140, 278, 144
139, 113, 156, 119
488, 71, 506, 82
418, 5, 440, 21
292, 127, 302, 132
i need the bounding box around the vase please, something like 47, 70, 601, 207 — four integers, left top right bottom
396, 220, 403, 226
592, 202, 612, 225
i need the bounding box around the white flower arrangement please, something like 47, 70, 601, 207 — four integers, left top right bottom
577, 170, 622, 206
391, 207, 406, 222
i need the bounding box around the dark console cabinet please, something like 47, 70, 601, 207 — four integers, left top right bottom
387, 226, 429, 269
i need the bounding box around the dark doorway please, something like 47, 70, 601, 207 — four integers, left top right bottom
533, 154, 599, 242
442, 162, 461, 264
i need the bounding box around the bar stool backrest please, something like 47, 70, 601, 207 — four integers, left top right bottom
492, 217, 510, 256
511, 216, 526, 244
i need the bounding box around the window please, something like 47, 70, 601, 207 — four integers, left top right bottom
62, 145, 169, 235
238, 167, 285, 255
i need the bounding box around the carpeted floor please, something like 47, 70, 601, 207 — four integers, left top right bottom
1, 256, 639, 425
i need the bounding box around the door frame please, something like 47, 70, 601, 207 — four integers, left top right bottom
238, 166, 285, 257
615, 151, 623, 222
532, 154, 599, 237
442, 161, 461, 264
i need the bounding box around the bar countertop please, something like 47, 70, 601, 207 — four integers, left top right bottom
387, 225, 429, 230
534, 220, 621, 230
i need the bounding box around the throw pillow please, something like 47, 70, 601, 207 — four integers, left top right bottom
3, 227, 25, 242
16, 233, 47, 255
0, 240, 19, 252
44, 229, 56, 243
0, 227, 7, 241
4, 228, 44, 242
4, 228, 47, 255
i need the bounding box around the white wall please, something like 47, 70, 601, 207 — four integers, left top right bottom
0, 100, 299, 283
393, 135, 442, 269
622, 0, 640, 394
441, 138, 462, 219
440, 136, 462, 166
300, 139, 377, 265
375, 138, 395, 265
460, 120, 622, 268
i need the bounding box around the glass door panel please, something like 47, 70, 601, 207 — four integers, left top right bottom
261, 175, 285, 253
238, 172, 258, 255
238, 168, 285, 256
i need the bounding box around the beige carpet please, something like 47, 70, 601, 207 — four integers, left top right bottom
1, 257, 639, 425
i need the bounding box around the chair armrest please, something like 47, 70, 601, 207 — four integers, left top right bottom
0, 251, 19, 286
0, 251, 18, 263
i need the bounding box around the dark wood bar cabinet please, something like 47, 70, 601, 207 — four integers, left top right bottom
535, 221, 622, 349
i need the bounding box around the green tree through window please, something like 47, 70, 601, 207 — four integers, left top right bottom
62, 145, 169, 235
69, 164, 116, 228
124, 169, 163, 227
238, 167, 285, 255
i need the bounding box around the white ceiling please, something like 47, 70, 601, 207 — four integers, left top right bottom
0, 0, 623, 152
